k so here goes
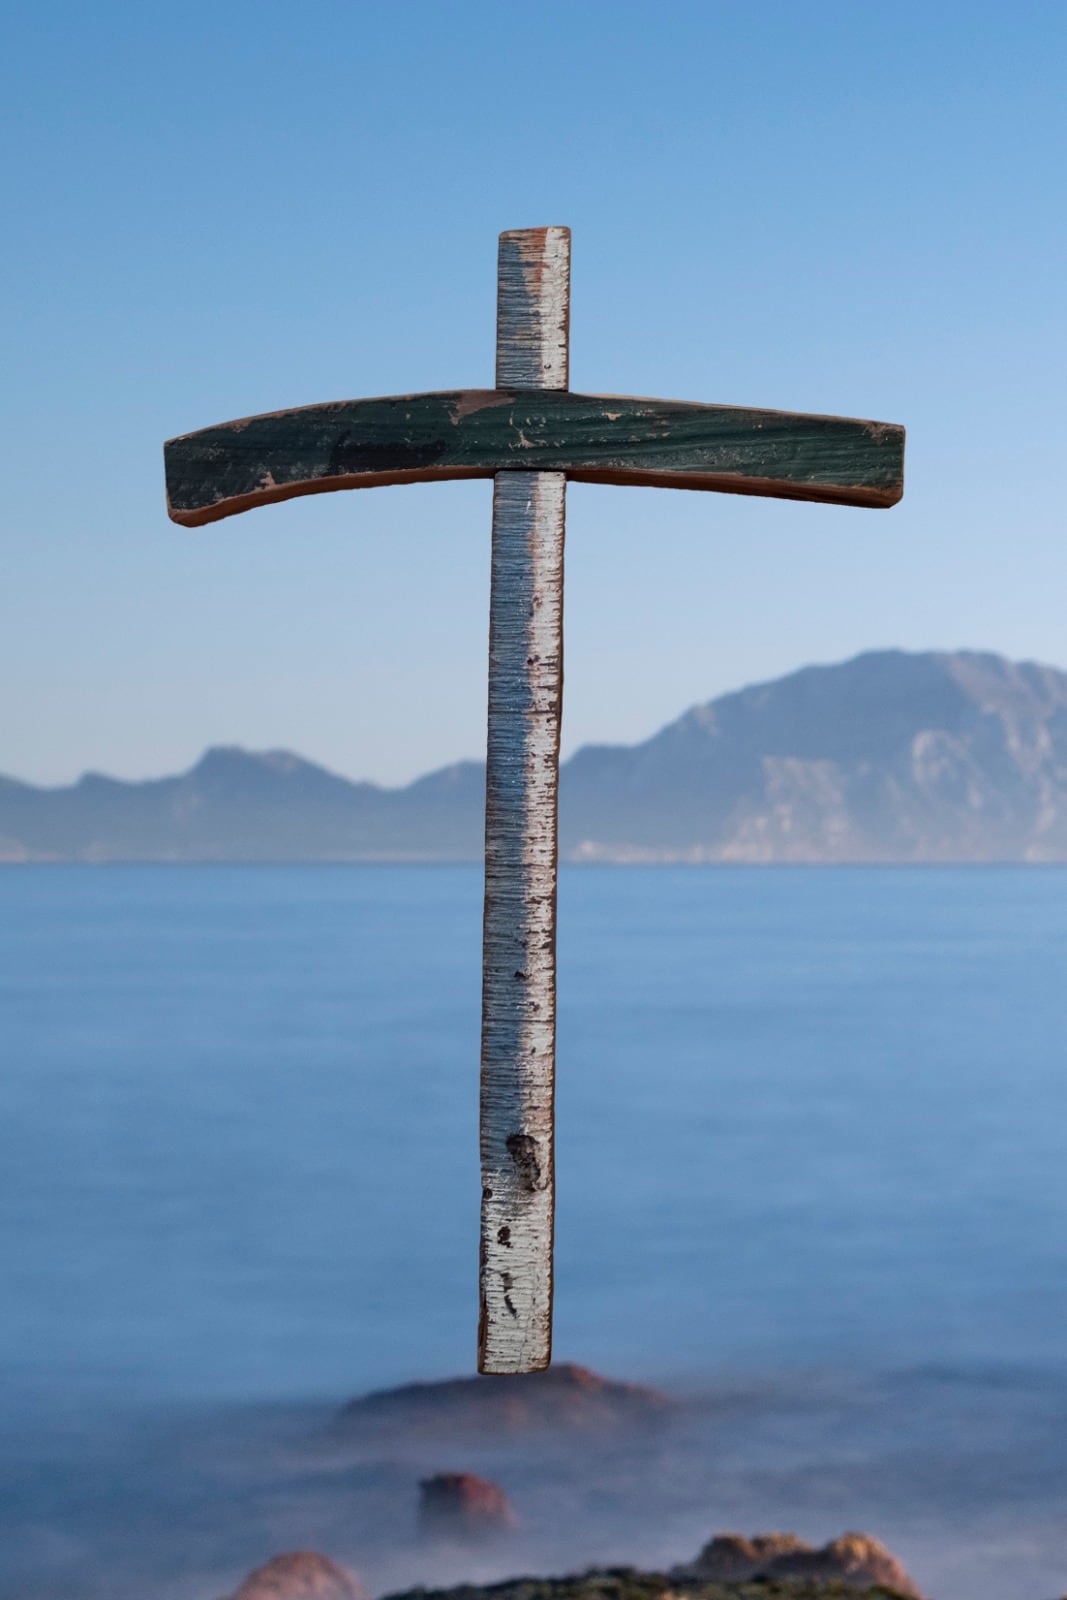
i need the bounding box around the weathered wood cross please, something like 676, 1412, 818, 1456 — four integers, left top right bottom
164, 226, 904, 1374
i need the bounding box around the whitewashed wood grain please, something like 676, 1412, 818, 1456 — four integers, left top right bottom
495, 226, 570, 391
480, 228, 570, 1373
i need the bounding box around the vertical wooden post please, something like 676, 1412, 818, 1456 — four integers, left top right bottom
479, 227, 570, 1373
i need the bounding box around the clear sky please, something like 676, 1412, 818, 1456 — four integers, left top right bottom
3, 1, 1065, 786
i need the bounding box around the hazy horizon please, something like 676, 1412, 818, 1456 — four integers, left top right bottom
7, 641, 1067, 790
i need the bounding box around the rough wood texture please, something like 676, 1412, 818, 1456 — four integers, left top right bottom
480, 471, 564, 1376
479, 228, 570, 1374
496, 226, 570, 390
165, 390, 904, 526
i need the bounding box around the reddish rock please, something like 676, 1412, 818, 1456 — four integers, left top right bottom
687, 1531, 811, 1581
226, 1550, 368, 1600
339, 1362, 671, 1441
418, 1471, 518, 1542
763, 1531, 925, 1597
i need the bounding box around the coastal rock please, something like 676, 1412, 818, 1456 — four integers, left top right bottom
378, 1564, 920, 1600
762, 1531, 925, 1596
685, 1531, 811, 1581
419, 1472, 518, 1541
339, 1362, 671, 1440
226, 1550, 368, 1600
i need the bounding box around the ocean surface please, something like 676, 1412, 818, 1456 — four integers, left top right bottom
2, 866, 1067, 1600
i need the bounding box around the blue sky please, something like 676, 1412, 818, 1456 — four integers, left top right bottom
3, 1, 1065, 785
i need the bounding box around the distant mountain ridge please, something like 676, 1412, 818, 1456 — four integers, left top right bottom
5, 650, 1067, 863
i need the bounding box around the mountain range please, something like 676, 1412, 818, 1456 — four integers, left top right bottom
5, 649, 1067, 863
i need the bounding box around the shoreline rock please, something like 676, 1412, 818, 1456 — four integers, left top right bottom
225, 1550, 369, 1600
763, 1532, 924, 1596
676, 1530, 923, 1597
378, 1562, 922, 1600
223, 1528, 924, 1600
337, 1363, 673, 1441
680, 1531, 812, 1583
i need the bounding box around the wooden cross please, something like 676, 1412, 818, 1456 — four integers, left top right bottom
164, 226, 904, 1375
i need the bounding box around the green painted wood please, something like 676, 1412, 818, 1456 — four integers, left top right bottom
165, 390, 904, 526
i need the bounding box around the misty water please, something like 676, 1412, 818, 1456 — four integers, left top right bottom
2, 866, 1067, 1600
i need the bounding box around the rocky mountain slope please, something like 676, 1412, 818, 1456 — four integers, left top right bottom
6, 651, 1067, 862
561, 649, 1067, 862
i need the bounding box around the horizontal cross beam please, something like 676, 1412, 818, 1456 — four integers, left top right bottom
165, 389, 904, 527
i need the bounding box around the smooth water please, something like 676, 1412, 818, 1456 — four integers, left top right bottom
2, 867, 1067, 1599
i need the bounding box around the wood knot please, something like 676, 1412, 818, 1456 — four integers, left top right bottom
505, 1132, 546, 1192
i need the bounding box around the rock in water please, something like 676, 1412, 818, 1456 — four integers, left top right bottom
377, 1565, 922, 1600
338, 1362, 671, 1441
227, 1551, 369, 1600
685, 1531, 812, 1581
419, 1472, 518, 1542
763, 1531, 925, 1597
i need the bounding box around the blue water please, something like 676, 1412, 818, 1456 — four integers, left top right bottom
3, 867, 1067, 1599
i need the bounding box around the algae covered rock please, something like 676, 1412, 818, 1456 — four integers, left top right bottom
380, 1561, 923, 1600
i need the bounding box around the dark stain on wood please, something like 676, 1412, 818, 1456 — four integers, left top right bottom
505, 1132, 546, 1193
165, 389, 905, 526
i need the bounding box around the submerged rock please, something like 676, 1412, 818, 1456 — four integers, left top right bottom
338, 1363, 671, 1440
419, 1471, 518, 1541
227, 1550, 368, 1600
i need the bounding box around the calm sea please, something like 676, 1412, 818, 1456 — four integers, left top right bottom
2, 867, 1067, 1600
